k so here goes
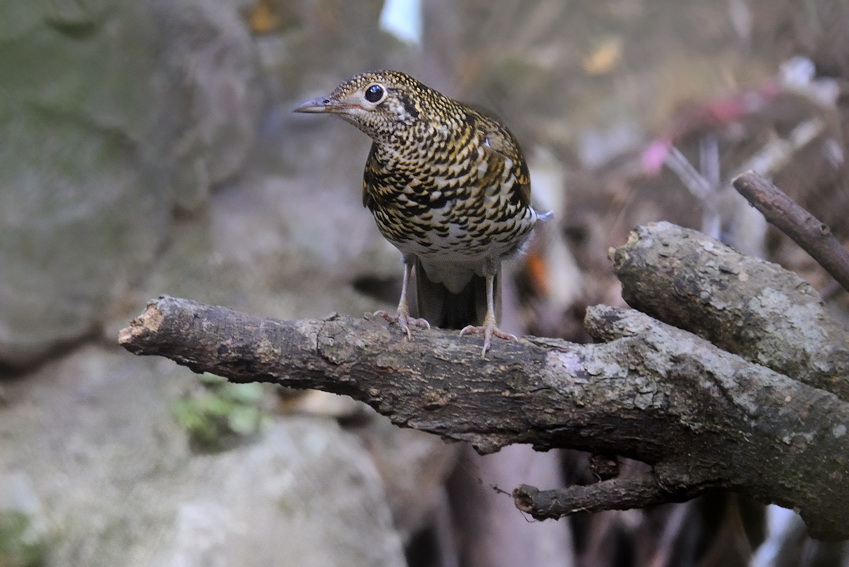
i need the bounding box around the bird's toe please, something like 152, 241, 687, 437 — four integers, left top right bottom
375, 310, 430, 339
460, 323, 517, 358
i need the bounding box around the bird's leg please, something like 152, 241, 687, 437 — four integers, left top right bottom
375, 258, 430, 339
460, 273, 517, 358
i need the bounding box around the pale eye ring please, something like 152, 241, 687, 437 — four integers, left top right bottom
364, 84, 385, 103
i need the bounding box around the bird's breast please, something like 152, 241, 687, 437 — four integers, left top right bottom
363, 133, 537, 264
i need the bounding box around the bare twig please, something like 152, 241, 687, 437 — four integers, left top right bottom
514, 474, 690, 520
732, 170, 849, 292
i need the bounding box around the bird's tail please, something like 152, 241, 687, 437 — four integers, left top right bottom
414, 258, 499, 329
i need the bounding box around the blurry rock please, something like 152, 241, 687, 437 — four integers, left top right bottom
154, 0, 264, 212
356, 415, 460, 540
0, 2, 169, 368
0, 345, 406, 567
0, 0, 262, 369
281, 391, 461, 543
0, 472, 48, 567
150, 420, 406, 567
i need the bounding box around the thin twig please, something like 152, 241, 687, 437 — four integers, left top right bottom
732, 170, 849, 292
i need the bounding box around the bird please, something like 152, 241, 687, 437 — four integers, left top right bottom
294, 70, 547, 358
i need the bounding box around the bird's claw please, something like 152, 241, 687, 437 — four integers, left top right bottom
460, 324, 517, 359
374, 310, 430, 339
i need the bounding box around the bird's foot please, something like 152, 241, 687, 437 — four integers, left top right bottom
374, 310, 430, 339
460, 323, 517, 359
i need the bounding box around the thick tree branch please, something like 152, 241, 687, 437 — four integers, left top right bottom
732, 170, 849, 292
611, 221, 849, 401
119, 223, 849, 540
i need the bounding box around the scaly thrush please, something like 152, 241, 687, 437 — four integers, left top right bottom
295, 70, 547, 357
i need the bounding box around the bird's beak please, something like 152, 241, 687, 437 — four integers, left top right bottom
293, 96, 348, 114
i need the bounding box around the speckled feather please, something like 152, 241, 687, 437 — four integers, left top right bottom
295, 70, 545, 355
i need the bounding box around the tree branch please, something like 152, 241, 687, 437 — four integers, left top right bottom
119, 223, 849, 540
514, 474, 687, 519
611, 221, 849, 401
732, 169, 849, 293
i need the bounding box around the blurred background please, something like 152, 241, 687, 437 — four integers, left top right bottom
1, 0, 848, 565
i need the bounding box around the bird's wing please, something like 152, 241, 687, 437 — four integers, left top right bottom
467, 109, 532, 208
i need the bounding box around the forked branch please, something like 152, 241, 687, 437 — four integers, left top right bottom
119, 223, 849, 540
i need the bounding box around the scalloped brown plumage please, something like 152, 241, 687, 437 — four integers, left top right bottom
295, 70, 547, 357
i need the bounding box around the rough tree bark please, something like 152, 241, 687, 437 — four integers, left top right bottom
119, 222, 849, 541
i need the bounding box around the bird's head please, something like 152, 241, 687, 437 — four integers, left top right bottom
294, 70, 451, 143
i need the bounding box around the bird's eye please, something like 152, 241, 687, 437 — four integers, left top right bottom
364, 84, 385, 103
